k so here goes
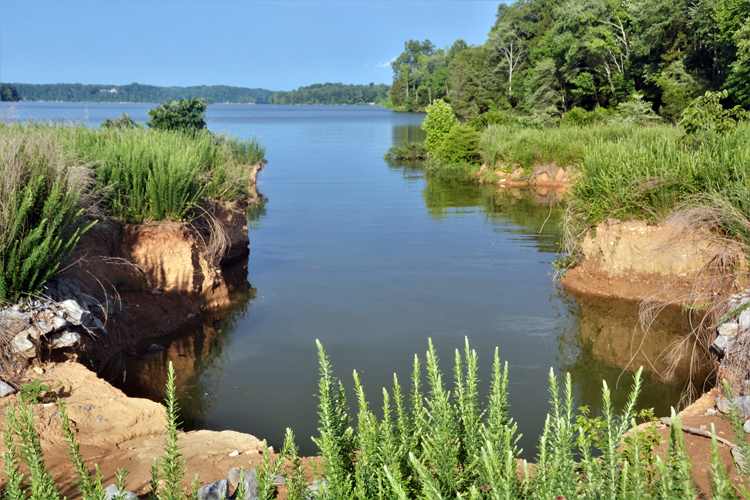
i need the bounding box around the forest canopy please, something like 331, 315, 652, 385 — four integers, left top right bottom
387, 0, 750, 119
268, 83, 390, 105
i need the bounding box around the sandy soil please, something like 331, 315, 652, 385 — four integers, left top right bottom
0, 361, 318, 499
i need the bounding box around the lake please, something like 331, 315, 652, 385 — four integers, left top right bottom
2, 101, 703, 459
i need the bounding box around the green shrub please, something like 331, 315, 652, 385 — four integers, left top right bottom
310, 339, 712, 499
384, 141, 428, 161
561, 107, 614, 127
146, 98, 208, 132
421, 99, 458, 155
479, 124, 505, 168
423, 158, 479, 183
438, 124, 481, 164
0, 127, 94, 304
680, 90, 749, 136
99, 113, 142, 130
467, 109, 529, 130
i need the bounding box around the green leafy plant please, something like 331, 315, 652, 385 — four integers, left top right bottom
146, 98, 208, 132
680, 90, 748, 136
99, 113, 141, 130
384, 141, 428, 161
438, 123, 481, 164
421, 99, 458, 155
19, 379, 54, 404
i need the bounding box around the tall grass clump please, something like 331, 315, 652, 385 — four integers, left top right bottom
309, 338, 719, 499
564, 123, 750, 254
0, 125, 94, 304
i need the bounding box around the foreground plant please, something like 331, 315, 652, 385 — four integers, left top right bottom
310, 338, 721, 499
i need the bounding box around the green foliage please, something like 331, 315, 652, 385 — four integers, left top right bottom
18, 379, 54, 404
8, 82, 273, 104
421, 99, 458, 155
561, 107, 614, 127
1, 83, 20, 102
384, 141, 428, 161
438, 123, 481, 164
269, 82, 390, 105
467, 109, 529, 130
680, 90, 749, 135
146, 98, 208, 132
424, 158, 480, 183
99, 113, 141, 130
310, 339, 709, 499
159, 362, 187, 500
0, 126, 94, 304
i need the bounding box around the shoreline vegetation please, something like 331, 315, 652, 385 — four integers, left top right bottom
0, 98, 266, 306
0, 82, 391, 106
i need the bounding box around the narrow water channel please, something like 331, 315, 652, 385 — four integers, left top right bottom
6, 102, 710, 460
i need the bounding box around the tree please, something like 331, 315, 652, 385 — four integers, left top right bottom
0, 83, 20, 101
146, 98, 208, 132
487, 22, 527, 100
421, 99, 458, 155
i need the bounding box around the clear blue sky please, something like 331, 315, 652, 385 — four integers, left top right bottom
0, 1, 502, 91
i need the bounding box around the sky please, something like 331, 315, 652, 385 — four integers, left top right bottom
0, 0, 502, 92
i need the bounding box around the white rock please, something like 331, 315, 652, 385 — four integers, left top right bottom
48, 331, 81, 349
58, 299, 90, 326
0, 380, 17, 397
10, 333, 37, 359
739, 309, 750, 332
0, 309, 30, 335
718, 322, 740, 337
151, 289, 162, 295
229, 450, 239, 457
744, 420, 750, 434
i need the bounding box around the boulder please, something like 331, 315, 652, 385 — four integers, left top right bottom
48, 331, 81, 349
741, 309, 750, 332
718, 322, 739, 337
58, 299, 91, 326
229, 467, 259, 500
717, 395, 750, 416
712, 334, 736, 356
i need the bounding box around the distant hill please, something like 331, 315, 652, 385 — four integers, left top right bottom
5, 82, 275, 104
2, 82, 392, 106
269, 83, 390, 105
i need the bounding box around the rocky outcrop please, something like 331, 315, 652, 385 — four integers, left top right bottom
0, 277, 108, 370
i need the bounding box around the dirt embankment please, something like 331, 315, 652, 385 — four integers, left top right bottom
487, 164, 574, 193
561, 218, 748, 304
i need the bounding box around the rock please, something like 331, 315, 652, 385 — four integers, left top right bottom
229, 450, 239, 457
733, 446, 748, 474
148, 344, 165, 352
197, 480, 229, 500
229, 468, 259, 499
0, 309, 30, 336
0, 380, 16, 397
739, 309, 750, 332
18, 324, 43, 342
717, 396, 750, 416
35, 320, 55, 336
48, 331, 81, 349
77, 293, 100, 307
89, 316, 107, 333
744, 420, 750, 434
151, 289, 162, 295
103, 484, 138, 500
712, 334, 736, 355
58, 299, 90, 326
10, 333, 37, 359
718, 322, 740, 337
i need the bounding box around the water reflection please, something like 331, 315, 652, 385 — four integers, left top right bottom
555, 289, 712, 415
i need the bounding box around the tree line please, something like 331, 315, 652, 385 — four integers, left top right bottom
388, 0, 750, 120
269, 82, 390, 105
0, 83, 274, 104
0, 82, 392, 106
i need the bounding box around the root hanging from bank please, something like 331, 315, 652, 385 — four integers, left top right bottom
636, 194, 750, 406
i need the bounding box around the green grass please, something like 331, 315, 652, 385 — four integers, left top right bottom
0, 121, 266, 302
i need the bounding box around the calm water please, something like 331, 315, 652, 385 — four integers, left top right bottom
3, 102, 706, 459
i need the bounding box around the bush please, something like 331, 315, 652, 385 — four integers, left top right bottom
421, 99, 458, 155
146, 98, 208, 132
424, 158, 479, 183
99, 113, 141, 130
438, 123, 480, 164
560, 107, 614, 127
0, 127, 94, 304
479, 124, 505, 169
680, 90, 748, 136
384, 141, 428, 161
467, 109, 529, 130
308, 339, 732, 499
